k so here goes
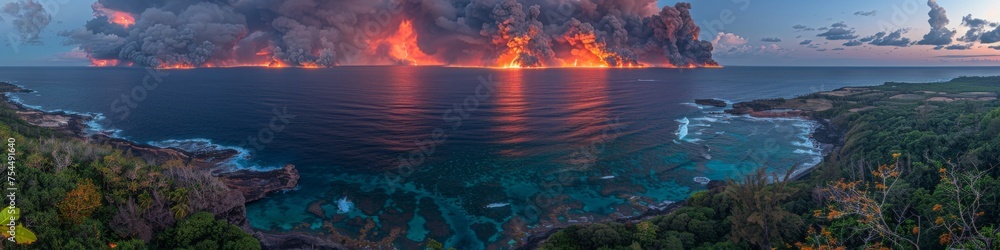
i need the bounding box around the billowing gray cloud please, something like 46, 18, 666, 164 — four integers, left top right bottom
975, 18, 1000, 43
843, 40, 862, 46
760, 37, 781, 42
832, 48, 845, 51
817, 22, 858, 40
63, 0, 720, 68
853, 10, 877, 16
799, 39, 812, 45
990, 45, 1000, 50
957, 14, 998, 42
916, 0, 956, 46
982, 30, 1000, 43
860, 29, 911, 47
1, 0, 52, 45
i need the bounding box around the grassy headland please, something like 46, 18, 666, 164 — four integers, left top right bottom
537, 76, 1000, 249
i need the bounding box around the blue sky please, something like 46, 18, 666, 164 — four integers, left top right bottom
1, 0, 999, 66
680, 0, 1000, 66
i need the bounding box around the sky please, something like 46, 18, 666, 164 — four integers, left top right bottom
0, 0, 999, 67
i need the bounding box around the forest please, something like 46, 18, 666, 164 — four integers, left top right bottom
0, 82, 259, 249
540, 76, 1000, 249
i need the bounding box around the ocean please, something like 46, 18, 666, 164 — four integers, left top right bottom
3, 66, 999, 249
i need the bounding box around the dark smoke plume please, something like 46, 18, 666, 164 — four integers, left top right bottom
62, 0, 717, 68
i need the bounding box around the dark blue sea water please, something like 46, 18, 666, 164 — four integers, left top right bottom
3, 66, 999, 249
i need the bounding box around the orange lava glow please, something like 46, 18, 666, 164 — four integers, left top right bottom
493, 70, 530, 156
299, 62, 321, 69
109, 13, 135, 28
498, 51, 523, 68
371, 20, 442, 66
93, 3, 135, 28
158, 63, 196, 70
89, 58, 118, 67
266, 60, 286, 68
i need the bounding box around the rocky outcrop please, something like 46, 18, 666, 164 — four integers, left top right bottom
694, 98, 727, 107
725, 98, 786, 115
218, 164, 300, 203
90, 134, 239, 168
2, 82, 330, 248
255, 231, 349, 250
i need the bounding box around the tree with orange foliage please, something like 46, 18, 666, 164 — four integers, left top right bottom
928, 160, 996, 249
57, 179, 103, 224
822, 154, 998, 249
822, 156, 923, 248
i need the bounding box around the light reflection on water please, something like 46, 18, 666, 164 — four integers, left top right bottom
5, 66, 999, 249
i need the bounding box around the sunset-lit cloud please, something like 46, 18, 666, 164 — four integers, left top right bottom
1, 0, 999, 66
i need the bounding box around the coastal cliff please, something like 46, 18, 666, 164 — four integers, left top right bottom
0, 82, 326, 249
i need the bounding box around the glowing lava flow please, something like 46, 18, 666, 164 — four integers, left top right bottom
370, 20, 442, 66
89, 59, 118, 67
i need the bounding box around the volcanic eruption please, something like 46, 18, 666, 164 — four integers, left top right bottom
62, 0, 718, 69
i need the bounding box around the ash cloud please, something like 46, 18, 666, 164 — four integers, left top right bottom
916, 0, 956, 46
63, 0, 717, 68
2, 0, 52, 45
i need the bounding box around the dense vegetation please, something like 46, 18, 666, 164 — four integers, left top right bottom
541, 77, 1000, 249
0, 84, 259, 249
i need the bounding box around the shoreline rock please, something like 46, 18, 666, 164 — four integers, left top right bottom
218, 164, 300, 203
694, 98, 728, 107
0, 82, 318, 248
523, 99, 844, 248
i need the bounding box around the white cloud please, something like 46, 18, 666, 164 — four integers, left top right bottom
712, 32, 787, 56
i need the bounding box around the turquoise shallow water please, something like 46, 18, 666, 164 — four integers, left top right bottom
3, 66, 999, 249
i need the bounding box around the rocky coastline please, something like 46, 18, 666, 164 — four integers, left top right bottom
3, 80, 847, 249
0, 82, 332, 249
520, 97, 845, 249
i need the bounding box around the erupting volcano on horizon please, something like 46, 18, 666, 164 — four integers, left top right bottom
64, 0, 718, 69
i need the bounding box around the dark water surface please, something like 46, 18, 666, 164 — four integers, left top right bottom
3, 66, 999, 249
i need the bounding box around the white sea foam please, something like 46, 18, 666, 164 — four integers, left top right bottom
5, 93, 124, 137
600, 175, 615, 179
692, 117, 719, 123
680, 102, 704, 109
147, 138, 279, 171
793, 149, 817, 154
4, 93, 43, 110
148, 138, 232, 153
792, 140, 814, 148
337, 197, 354, 214
693, 177, 710, 185
485, 203, 510, 208
675, 117, 689, 140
